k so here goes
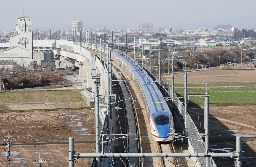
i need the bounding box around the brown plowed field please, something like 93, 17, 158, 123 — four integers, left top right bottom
162, 69, 256, 84
0, 109, 95, 166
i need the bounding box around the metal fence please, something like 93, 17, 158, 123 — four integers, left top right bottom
146, 70, 217, 167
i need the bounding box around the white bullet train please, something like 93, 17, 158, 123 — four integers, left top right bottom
113, 50, 175, 142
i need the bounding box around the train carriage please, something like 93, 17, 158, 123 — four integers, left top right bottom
113, 50, 175, 142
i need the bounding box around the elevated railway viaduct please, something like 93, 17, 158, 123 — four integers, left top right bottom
29, 39, 218, 167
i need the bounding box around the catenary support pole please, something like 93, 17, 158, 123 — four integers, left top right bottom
236, 136, 242, 167
91, 32, 93, 51
112, 31, 113, 45
118, 34, 120, 51
126, 33, 127, 55
150, 44, 152, 74
104, 33, 106, 68
205, 93, 209, 167
141, 39, 144, 67
109, 50, 112, 119
69, 137, 74, 167
100, 38, 102, 62
80, 30, 82, 49
95, 34, 97, 53
134, 37, 136, 62
94, 76, 100, 167
107, 47, 110, 133
184, 67, 188, 143
171, 52, 174, 99
158, 50, 161, 82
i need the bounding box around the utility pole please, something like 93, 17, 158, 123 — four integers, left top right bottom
229, 33, 231, 50
241, 49, 243, 65
4, 136, 14, 167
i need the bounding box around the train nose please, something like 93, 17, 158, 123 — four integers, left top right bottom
156, 124, 169, 138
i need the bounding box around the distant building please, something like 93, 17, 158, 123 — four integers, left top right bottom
139, 23, 154, 32
198, 39, 216, 47
231, 27, 238, 32
126, 28, 135, 33
158, 28, 164, 33
0, 16, 33, 66
72, 20, 83, 35
159, 26, 172, 34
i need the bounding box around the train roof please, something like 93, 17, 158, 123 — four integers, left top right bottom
116, 51, 170, 116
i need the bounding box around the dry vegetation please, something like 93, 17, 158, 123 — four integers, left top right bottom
0, 110, 95, 166
162, 69, 256, 84
1, 65, 78, 88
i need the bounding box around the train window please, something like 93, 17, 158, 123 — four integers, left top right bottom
154, 114, 169, 125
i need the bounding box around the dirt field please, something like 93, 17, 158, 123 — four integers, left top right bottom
1, 69, 256, 166
162, 69, 256, 166
162, 69, 256, 84
0, 109, 96, 166
188, 106, 256, 166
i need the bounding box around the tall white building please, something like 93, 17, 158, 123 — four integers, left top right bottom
139, 23, 154, 32
72, 20, 83, 35
0, 16, 33, 66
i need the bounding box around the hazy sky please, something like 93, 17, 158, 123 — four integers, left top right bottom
1, 0, 256, 31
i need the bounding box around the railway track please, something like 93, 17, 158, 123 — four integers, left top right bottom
158, 142, 176, 167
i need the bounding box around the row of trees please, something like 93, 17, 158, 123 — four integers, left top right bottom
1, 64, 73, 88
184, 49, 243, 68
137, 48, 252, 75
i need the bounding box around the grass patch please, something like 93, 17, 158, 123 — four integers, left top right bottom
0, 107, 91, 113
176, 89, 256, 105
0, 104, 9, 111
34, 85, 73, 89
175, 88, 256, 93
172, 82, 256, 88
0, 90, 85, 103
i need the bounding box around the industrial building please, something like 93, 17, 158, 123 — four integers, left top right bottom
138, 23, 154, 32
72, 20, 83, 35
